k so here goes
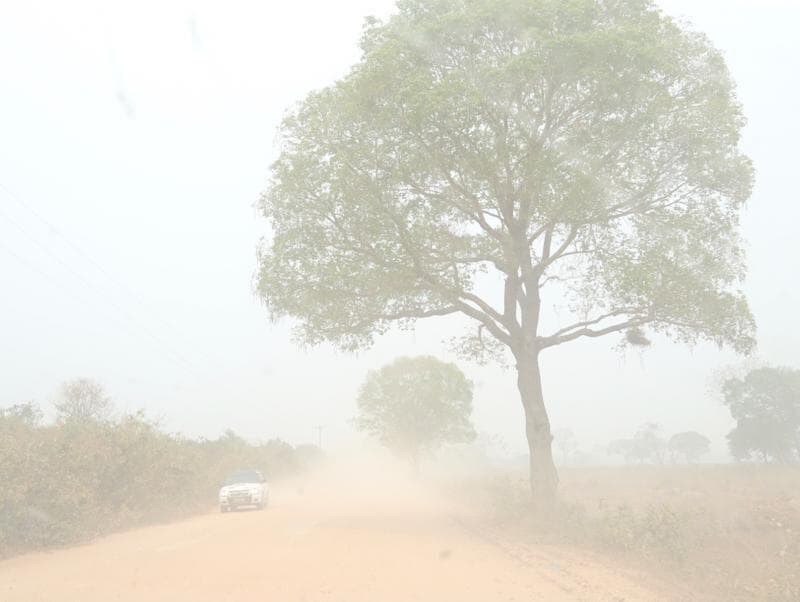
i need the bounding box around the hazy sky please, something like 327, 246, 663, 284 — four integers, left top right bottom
1, 0, 798, 457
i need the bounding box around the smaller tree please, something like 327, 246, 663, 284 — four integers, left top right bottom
634, 423, 667, 464
607, 438, 636, 464
607, 423, 666, 464
0, 402, 43, 427
55, 378, 113, 423
668, 431, 711, 463
553, 429, 578, 467
723, 367, 800, 463
355, 356, 475, 472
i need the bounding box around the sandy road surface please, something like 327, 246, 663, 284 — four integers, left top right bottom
0, 475, 671, 602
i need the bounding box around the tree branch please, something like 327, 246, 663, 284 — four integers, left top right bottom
546, 309, 643, 338
538, 312, 654, 349
382, 203, 513, 345
369, 306, 461, 324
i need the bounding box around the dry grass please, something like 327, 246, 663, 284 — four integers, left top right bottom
561, 465, 800, 601
451, 465, 800, 601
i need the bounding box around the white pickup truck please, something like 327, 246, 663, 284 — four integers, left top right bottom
218, 469, 269, 512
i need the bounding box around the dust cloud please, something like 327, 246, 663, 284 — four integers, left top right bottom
2, 0, 800, 601
0, 454, 674, 601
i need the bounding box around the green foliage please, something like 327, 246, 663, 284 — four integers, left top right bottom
257, 0, 755, 495
355, 356, 476, 463
668, 430, 710, 463
257, 0, 754, 356
723, 367, 800, 463
0, 401, 307, 558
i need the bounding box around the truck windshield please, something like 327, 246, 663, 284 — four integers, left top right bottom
223, 471, 262, 485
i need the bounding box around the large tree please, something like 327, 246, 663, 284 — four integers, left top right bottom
355, 355, 475, 471
257, 0, 754, 499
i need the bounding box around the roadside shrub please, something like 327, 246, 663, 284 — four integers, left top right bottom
455, 472, 695, 562
0, 405, 310, 558
456, 466, 800, 601
595, 503, 690, 561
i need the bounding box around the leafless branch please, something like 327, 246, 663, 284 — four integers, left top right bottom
538, 312, 654, 349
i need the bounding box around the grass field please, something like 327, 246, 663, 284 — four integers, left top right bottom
457, 464, 800, 601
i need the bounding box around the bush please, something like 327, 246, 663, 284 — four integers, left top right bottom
0, 405, 309, 558
456, 472, 697, 563
594, 503, 690, 561
454, 466, 800, 601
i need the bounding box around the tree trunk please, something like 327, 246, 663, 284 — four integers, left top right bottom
410, 447, 420, 477
516, 348, 558, 502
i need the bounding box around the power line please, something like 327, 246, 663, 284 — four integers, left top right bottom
0, 181, 219, 365
0, 182, 262, 428
0, 272, 164, 396
0, 207, 199, 374
0, 240, 204, 409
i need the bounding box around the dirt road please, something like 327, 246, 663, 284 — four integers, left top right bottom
0, 474, 671, 601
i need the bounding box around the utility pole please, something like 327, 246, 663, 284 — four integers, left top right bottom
314, 425, 324, 450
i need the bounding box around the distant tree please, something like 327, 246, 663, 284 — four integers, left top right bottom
55, 378, 113, 423
607, 438, 636, 464
294, 444, 325, 472
218, 429, 247, 445
723, 367, 800, 463
355, 356, 475, 472
256, 0, 755, 500
260, 439, 301, 477
668, 431, 711, 463
607, 423, 666, 464
553, 428, 578, 466
633, 422, 667, 463
569, 450, 591, 466
0, 402, 43, 427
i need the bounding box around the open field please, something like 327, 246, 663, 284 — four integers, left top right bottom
459, 464, 800, 601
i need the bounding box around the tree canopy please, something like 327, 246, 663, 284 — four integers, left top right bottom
723, 367, 800, 463
55, 378, 113, 423
257, 0, 754, 497
667, 430, 710, 463
607, 422, 666, 464
355, 356, 476, 468
259, 0, 753, 353
0, 402, 42, 428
